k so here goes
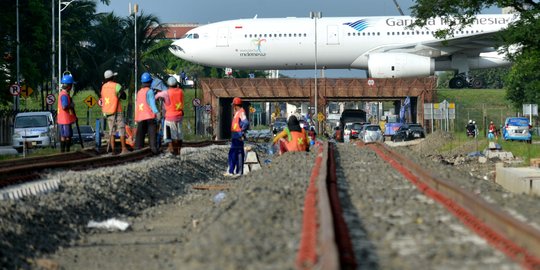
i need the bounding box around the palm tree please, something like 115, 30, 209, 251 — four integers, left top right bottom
120, 12, 165, 122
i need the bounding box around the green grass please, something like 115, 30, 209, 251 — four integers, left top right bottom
438, 131, 540, 165
433, 88, 540, 164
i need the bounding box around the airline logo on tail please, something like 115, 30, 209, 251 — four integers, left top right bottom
343, 19, 370, 32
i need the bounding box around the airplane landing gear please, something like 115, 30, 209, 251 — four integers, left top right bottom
448, 73, 484, 89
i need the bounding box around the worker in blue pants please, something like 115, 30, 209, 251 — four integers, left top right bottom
224, 97, 249, 177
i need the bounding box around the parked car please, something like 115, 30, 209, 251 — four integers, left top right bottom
271, 117, 287, 135
502, 117, 532, 143
360, 124, 384, 143
338, 109, 367, 142
391, 123, 426, 142
72, 125, 99, 144
12, 111, 57, 153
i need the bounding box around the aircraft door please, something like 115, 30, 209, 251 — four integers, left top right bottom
326, 25, 339, 45
217, 28, 229, 47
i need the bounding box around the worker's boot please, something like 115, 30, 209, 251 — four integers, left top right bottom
167, 142, 174, 155
175, 140, 183, 156
65, 139, 71, 152
60, 141, 65, 152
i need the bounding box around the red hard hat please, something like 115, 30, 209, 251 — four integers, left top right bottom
233, 97, 242, 105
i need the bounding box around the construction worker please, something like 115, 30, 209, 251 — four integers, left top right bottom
135, 72, 160, 154
57, 74, 77, 152
155, 76, 184, 156
101, 70, 129, 155
224, 97, 249, 177
272, 115, 309, 155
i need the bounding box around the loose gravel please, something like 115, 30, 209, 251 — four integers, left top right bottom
1, 133, 538, 269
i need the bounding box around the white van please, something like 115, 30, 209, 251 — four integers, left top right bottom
12, 112, 57, 153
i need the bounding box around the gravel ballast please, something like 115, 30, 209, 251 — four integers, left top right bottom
1, 135, 538, 269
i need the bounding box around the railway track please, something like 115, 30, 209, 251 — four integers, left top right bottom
0, 140, 228, 188
299, 141, 540, 269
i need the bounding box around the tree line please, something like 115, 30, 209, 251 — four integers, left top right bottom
0, 0, 231, 110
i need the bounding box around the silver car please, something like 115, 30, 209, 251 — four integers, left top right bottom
360, 124, 384, 143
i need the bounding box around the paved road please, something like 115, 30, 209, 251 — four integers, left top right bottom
0, 146, 18, 156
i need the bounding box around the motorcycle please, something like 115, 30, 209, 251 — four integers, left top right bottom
466, 128, 476, 138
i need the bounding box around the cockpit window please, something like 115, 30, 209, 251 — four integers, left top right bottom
180, 33, 199, 39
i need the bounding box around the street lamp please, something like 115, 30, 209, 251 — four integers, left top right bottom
130, 3, 139, 124
58, 0, 77, 89
310, 11, 321, 132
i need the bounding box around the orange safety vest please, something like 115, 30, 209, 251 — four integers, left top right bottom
287, 129, 308, 151
101, 81, 122, 114
231, 108, 246, 132
164, 87, 184, 118
57, 90, 76, 125
135, 87, 155, 122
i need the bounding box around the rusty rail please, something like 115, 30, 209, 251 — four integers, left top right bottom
367, 142, 540, 269
0, 140, 228, 188
296, 142, 357, 270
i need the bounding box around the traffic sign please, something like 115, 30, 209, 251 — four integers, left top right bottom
46, 94, 56, 105
9, 84, 20, 96
367, 79, 375, 87
84, 95, 98, 108
192, 98, 201, 107
249, 106, 256, 113
20, 85, 33, 98
317, 112, 325, 122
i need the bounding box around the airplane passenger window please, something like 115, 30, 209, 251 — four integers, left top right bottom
304, 33, 307, 37
377, 32, 380, 36
294, 33, 297, 37
194, 34, 199, 39
348, 33, 351, 36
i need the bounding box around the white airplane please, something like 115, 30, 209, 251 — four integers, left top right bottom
169, 14, 516, 88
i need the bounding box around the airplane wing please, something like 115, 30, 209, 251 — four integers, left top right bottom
368, 30, 503, 58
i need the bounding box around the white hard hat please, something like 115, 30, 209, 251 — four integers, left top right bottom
167, 76, 178, 87
104, 70, 118, 79
473, 121, 476, 124
469, 120, 472, 123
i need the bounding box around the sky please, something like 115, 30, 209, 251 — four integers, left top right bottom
96, 0, 501, 78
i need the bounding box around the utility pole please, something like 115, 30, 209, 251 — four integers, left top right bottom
51, 0, 56, 104
310, 11, 321, 133
15, 0, 20, 111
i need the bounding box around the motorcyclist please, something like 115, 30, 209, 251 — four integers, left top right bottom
466, 120, 475, 137
488, 121, 496, 140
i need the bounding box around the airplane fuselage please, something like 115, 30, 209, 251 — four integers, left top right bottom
169, 14, 514, 77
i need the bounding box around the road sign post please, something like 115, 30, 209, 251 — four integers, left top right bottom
83, 95, 97, 108
9, 84, 21, 96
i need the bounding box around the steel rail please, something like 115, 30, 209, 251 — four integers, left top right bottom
297, 142, 357, 270
367, 142, 540, 269
0, 140, 228, 188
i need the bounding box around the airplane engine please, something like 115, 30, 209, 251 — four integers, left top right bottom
367, 53, 435, 78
